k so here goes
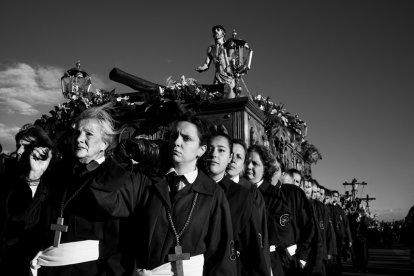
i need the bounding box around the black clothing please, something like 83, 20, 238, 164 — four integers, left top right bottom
218, 175, 270, 276
259, 181, 315, 276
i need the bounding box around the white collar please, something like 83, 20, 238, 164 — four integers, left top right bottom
255, 179, 264, 187
230, 174, 240, 183
95, 156, 106, 164
166, 167, 198, 184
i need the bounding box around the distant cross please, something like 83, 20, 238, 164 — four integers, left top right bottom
343, 178, 367, 201
168, 245, 190, 276
358, 194, 376, 212
50, 217, 68, 247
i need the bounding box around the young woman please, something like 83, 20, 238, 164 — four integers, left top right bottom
0, 124, 55, 275
247, 145, 315, 276
90, 114, 237, 276
226, 139, 251, 189
206, 133, 270, 276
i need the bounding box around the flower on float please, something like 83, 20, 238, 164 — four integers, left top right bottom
159, 87, 165, 96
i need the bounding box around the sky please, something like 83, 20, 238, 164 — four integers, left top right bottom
1, 0, 413, 217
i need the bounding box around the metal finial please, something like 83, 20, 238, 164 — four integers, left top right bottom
232, 29, 238, 38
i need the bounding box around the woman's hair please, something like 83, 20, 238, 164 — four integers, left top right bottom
15, 124, 55, 149
75, 103, 118, 149
174, 114, 210, 146
231, 139, 246, 156
247, 144, 276, 182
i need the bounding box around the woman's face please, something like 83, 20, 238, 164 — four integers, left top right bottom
170, 121, 206, 169
207, 136, 232, 180
16, 137, 35, 161
226, 143, 246, 178
72, 118, 108, 164
304, 180, 313, 199
271, 160, 282, 185
246, 151, 264, 184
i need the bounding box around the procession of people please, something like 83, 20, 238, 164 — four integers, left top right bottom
0, 22, 412, 276
0, 101, 391, 276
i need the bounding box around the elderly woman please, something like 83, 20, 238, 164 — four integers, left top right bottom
0, 124, 55, 275
246, 145, 315, 276
28, 104, 140, 275
89, 114, 237, 276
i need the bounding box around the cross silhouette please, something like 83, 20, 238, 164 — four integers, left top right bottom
168, 245, 190, 276
50, 217, 68, 247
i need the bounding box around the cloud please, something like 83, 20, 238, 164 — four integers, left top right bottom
0, 63, 65, 116
0, 63, 112, 116
0, 123, 20, 152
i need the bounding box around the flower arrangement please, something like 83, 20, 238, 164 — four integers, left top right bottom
159, 75, 222, 102
252, 94, 307, 139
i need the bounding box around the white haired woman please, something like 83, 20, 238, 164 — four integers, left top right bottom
29, 103, 139, 275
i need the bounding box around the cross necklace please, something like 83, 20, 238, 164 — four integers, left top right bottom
166, 192, 199, 276
50, 181, 89, 247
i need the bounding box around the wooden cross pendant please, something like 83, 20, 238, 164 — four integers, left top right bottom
168, 245, 190, 276
50, 217, 68, 247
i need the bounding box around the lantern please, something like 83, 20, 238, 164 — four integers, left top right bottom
61, 61, 92, 99
224, 30, 253, 96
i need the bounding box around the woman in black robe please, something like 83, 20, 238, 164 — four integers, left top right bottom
205, 132, 270, 275
246, 145, 315, 276
0, 124, 56, 276
89, 114, 237, 276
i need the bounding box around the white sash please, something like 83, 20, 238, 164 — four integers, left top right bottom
30, 240, 100, 276
137, 254, 204, 276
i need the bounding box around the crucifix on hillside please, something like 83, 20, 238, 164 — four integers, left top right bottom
343, 178, 367, 202
357, 194, 376, 212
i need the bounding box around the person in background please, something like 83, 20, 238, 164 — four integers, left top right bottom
226, 139, 251, 189
206, 132, 270, 275
282, 168, 302, 187
404, 205, 414, 267
0, 124, 56, 275
247, 145, 315, 276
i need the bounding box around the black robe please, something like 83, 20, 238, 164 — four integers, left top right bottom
90, 169, 237, 276
218, 175, 271, 276
259, 181, 315, 276
36, 157, 139, 276
0, 175, 48, 276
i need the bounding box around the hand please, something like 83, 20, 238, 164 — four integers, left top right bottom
196, 65, 207, 72
298, 259, 306, 269
28, 147, 52, 180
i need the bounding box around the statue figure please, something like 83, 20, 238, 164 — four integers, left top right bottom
196, 25, 236, 99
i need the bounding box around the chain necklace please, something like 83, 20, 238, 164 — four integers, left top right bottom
166, 193, 199, 246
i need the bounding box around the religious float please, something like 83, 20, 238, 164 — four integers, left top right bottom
18, 26, 323, 177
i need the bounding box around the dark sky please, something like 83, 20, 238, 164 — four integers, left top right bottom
1, 0, 413, 213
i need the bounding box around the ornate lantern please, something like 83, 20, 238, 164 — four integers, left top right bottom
61, 61, 92, 99
224, 30, 253, 95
